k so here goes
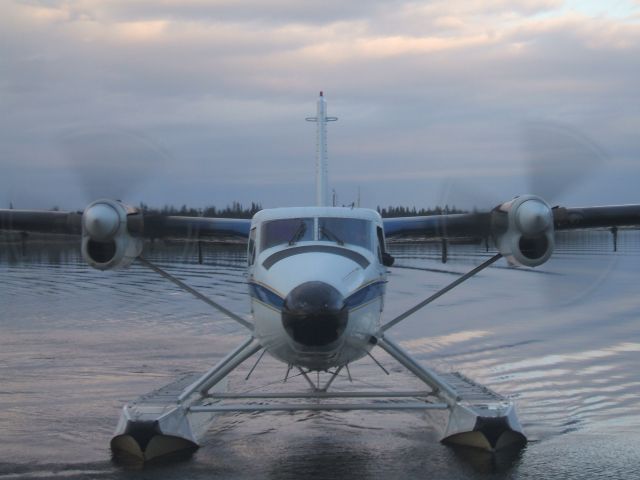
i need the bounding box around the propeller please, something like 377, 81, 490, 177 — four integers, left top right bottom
60, 126, 172, 205
434, 121, 615, 307
59, 126, 199, 263
438, 122, 607, 210
522, 121, 607, 204
521, 122, 616, 307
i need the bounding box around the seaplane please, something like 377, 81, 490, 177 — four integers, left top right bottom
2, 92, 640, 461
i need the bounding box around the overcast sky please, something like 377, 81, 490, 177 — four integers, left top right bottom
1, 1, 639, 211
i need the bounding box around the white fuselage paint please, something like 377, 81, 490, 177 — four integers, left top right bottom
247, 207, 388, 370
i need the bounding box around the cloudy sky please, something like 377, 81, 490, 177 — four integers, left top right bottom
1, 0, 639, 211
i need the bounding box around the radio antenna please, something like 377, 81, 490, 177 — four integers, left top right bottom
306, 91, 338, 207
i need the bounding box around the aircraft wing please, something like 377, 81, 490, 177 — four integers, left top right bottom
0, 209, 83, 235
0, 209, 251, 239
142, 215, 251, 239
383, 204, 640, 240
552, 205, 640, 230
383, 212, 492, 239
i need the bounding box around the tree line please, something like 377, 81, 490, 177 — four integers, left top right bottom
138, 201, 263, 219
376, 205, 466, 217
135, 202, 466, 218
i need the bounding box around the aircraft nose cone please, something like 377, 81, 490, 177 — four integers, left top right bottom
83, 203, 120, 240
516, 199, 552, 236
282, 281, 348, 347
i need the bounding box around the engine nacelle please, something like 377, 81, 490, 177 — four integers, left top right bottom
491, 195, 555, 267
81, 199, 143, 270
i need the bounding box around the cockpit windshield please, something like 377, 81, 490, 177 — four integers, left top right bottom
319, 218, 371, 250
260, 216, 373, 252
261, 218, 314, 251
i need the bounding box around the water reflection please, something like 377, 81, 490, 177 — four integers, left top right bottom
265, 437, 375, 480
1, 234, 640, 478
448, 443, 525, 475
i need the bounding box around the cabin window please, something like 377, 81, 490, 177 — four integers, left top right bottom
261, 218, 314, 251
318, 218, 372, 251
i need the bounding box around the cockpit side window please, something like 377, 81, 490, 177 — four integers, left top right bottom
377, 225, 395, 266
248, 227, 257, 265
318, 218, 372, 251
261, 218, 314, 251
376, 226, 385, 263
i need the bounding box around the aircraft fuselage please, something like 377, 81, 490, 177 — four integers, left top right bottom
247, 207, 388, 370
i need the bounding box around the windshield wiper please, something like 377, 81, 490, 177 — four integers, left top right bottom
288, 221, 307, 245
319, 226, 344, 246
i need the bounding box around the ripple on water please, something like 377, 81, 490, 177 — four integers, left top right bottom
2, 239, 640, 478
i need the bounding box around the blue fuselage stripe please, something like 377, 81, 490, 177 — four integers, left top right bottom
248, 281, 385, 312
344, 281, 385, 309
248, 283, 284, 310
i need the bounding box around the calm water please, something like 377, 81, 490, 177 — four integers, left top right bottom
1, 232, 640, 479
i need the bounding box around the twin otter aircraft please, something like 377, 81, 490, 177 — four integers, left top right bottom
2, 92, 640, 460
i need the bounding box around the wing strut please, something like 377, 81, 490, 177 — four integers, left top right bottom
137, 256, 253, 331
380, 253, 502, 332
376, 336, 459, 407
179, 336, 262, 401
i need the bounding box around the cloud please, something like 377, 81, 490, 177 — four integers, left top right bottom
1, 1, 639, 210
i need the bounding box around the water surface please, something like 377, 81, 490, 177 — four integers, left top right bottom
1, 232, 639, 478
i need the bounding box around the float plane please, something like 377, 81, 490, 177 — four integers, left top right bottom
2, 92, 639, 461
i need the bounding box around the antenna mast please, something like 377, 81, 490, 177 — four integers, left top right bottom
306, 91, 338, 207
